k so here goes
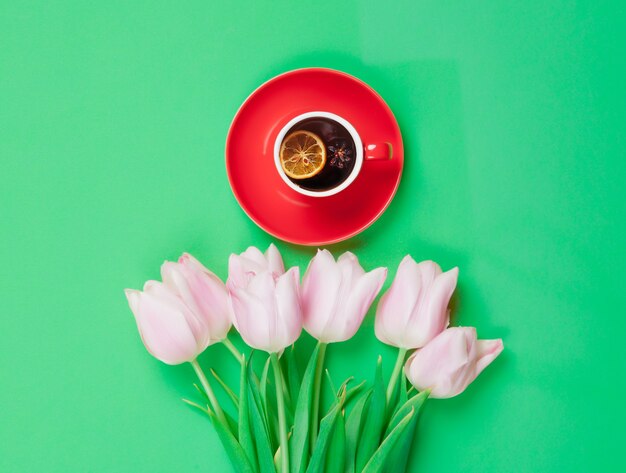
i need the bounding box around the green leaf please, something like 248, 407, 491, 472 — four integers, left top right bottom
324, 402, 346, 473
193, 383, 210, 404
382, 414, 418, 473
248, 355, 271, 432
182, 398, 211, 416
384, 391, 428, 437
261, 356, 271, 407
275, 353, 293, 420
344, 380, 367, 407
344, 389, 372, 473
238, 356, 258, 472
245, 353, 278, 472
361, 408, 416, 473
286, 345, 301, 406
274, 446, 282, 473
193, 382, 238, 436
289, 343, 320, 473
211, 368, 240, 410
226, 410, 239, 438
378, 391, 429, 473
386, 361, 409, 422
325, 369, 339, 402
247, 374, 276, 473
386, 381, 400, 419
336, 376, 353, 397
356, 356, 386, 471
331, 377, 366, 412
306, 401, 342, 473
385, 375, 412, 434
399, 373, 408, 406
208, 408, 256, 473
382, 391, 428, 473
259, 355, 279, 449
251, 355, 282, 462
283, 365, 295, 427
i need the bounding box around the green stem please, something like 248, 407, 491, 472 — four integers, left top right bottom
190, 359, 228, 428
223, 338, 263, 390
310, 341, 327, 452
222, 337, 244, 364
271, 353, 289, 473
386, 348, 408, 403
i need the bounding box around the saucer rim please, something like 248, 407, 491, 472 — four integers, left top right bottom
224, 66, 404, 246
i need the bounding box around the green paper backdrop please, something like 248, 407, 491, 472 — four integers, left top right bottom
2, 1, 625, 471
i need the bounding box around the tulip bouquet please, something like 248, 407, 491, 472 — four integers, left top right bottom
125, 245, 503, 473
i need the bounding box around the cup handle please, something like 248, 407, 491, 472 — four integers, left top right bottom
364, 142, 392, 161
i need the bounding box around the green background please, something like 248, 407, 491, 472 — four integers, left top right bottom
2, 1, 625, 471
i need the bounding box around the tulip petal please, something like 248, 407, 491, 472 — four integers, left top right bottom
274, 267, 302, 347
375, 256, 423, 347
475, 339, 504, 374
314, 252, 369, 342
417, 260, 442, 289
144, 280, 210, 352
162, 257, 231, 343
302, 250, 342, 340
227, 253, 262, 290
421, 267, 458, 336
374, 257, 453, 349
230, 285, 273, 352
404, 327, 502, 399
227, 245, 286, 292
126, 287, 141, 314
125, 288, 199, 365
178, 252, 208, 274
227, 254, 246, 290
337, 252, 366, 288
241, 246, 268, 267
332, 267, 387, 342
243, 271, 277, 344
246, 270, 277, 312
266, 243, 285, 276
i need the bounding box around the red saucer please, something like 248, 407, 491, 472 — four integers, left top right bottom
225, 68, 404, 246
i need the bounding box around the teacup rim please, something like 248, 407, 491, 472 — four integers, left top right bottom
273, 111, 364, 198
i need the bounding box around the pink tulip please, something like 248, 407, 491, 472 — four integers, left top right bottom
125, 281, 212, 365
375, 257, 458, 349
227, 244, 285, 291
404, 327, 503, 398
161, 253, 232, 344
229, 268, 302, 353
302, 250, 387, 343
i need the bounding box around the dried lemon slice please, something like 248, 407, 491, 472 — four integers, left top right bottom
279, 130, 326, 179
